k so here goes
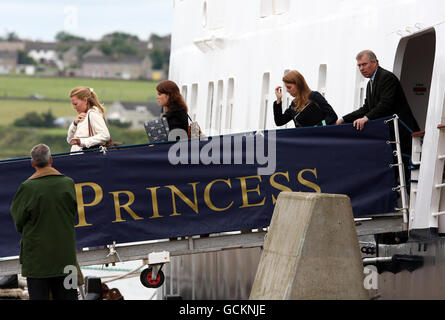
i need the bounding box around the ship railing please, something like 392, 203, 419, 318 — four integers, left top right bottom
408, 129, 424, 226
432, 124, 445, 218
385, 115, 409, 230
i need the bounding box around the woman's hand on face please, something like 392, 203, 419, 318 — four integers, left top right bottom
275, 86, 282, 103
69, 138, 81, 146
74, 112, 87, 125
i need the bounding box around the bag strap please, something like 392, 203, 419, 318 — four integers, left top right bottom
87, 113, 94, 137
187, 114, 193, 122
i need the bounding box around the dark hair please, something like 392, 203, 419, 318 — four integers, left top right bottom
156, 80, 188, 113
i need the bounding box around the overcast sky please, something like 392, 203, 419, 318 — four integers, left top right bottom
0, 0, 173, 41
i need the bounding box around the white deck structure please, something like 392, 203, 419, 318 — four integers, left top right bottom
169, 0, 445, 236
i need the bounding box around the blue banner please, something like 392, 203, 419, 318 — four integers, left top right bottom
0, 119, 397, 258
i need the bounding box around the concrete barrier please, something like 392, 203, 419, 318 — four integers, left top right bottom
250, 192, 368, 300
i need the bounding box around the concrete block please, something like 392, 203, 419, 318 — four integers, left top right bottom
250, 192, 368, 300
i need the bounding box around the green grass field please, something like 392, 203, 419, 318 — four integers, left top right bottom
0, 125, 148, 160
0, 75, 155, 159
0, 99, 74, 125
0, 75, 158, 102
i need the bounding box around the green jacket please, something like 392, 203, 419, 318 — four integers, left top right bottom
10, 167, 77, 278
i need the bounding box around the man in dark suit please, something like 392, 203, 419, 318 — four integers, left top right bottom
336, 50, 420, 183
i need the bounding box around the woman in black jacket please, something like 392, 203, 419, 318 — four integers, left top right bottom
273, 70, 337, 127
156, 80, 189, 133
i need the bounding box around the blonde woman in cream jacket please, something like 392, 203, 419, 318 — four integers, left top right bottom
67, 86, 111, 152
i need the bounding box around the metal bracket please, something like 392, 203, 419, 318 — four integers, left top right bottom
384, 115, 398, 124
147, 251, 170, 280
99, 146, 108, 155
106, 241, 122, 265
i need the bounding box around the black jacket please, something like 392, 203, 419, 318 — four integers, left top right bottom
273, 91, 338, 127
164, 105, 188, 133
343, 66, 420, 132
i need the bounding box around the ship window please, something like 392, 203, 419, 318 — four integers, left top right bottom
260, 0, 273, 17
215, 80, 224, 134
225, 78, 234, 130
260, 0, 289, 17
274, 0, 290, 14
259, 72, 270, 129
202, 1, 208, 27
202, 0, 224, 29
354, 67, 366, 110
318, 64, 327, 97
282, 69, 293, 128
190, 83, 198, 121
206, 82, 215, 132
181, 85, 188, 105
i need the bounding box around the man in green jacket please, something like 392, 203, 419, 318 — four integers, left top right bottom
10, 144, 78, 300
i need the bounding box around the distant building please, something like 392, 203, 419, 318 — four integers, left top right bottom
61, 46, 79, 68
83, 46, 104, 58
81, 55, 154, 80
54, 116, 76, 129
0, 51, 18, 74
0, 41, 25, 52
15, 64, 36, 75
108, 101, 161, 129
25, 41, 63, 69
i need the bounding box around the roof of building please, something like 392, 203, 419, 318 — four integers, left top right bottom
0, 41, 25, 51
83, 55, 148, 65
83, 47, 105, 58
116, 101, 161, 116
25, 41, 58, 51
0, 51, 18, 59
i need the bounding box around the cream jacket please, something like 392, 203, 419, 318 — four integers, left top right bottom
67, 107, 111, 152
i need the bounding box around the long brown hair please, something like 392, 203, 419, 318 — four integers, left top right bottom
69, 86, 106, 118
282, 70, 312, 110
156, 80, 188, 113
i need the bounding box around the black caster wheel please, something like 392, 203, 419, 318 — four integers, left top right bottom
140, 267, 165, 288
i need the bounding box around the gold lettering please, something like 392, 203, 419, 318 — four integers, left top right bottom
165, 182, 199, 216
74, 182, 103, 227
110, 191, 144, 223
146, 187, 164, 219
297, 168, 322, 193
204, 179, 234, 212
237, 175, 266, 208
270, 171, 292, 204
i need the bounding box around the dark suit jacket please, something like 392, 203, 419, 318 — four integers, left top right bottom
163, 105, 188, 133
343, 66, 420, 133
273, 91, 338, 127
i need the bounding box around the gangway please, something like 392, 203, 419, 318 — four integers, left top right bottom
0, 231, 267, 277
0, 213, 406, 278
0, 118, 412, 298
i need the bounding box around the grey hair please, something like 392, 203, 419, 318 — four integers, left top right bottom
356, 50, 378, 63
31, 144, 51, 168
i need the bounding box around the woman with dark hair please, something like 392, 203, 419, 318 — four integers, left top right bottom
156, 80, 188, 132
273, 70, 337, 127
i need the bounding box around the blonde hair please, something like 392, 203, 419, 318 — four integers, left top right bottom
69, 86, 106, 117
282, 70, 312, 110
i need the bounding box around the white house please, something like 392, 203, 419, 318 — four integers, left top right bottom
108, 101, 162, 129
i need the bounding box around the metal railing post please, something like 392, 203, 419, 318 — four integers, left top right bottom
392, 115, 409, 230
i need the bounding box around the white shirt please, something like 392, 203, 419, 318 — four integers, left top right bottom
66, 106, 111, 152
